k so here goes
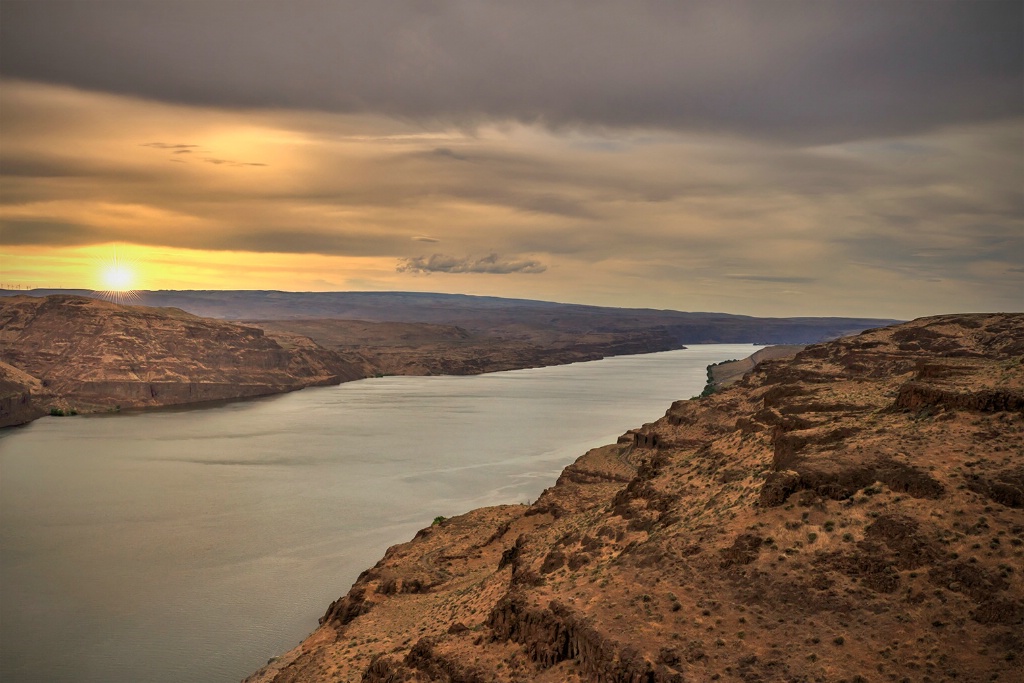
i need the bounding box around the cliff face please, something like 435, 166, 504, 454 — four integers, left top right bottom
247, 313, 1024, 682
250, 318, 683, 377
0, 361, 46, 427
0, 295, 365, 416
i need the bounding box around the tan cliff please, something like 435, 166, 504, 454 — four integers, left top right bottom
0, 295, 364, 423
247, 313, 1024, 682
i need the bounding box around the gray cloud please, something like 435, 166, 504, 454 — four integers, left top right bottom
139, 143, 265, 167
397, 253, 547, 275
201, 158, 267, 167
1, 77, 1020, 316
0, 219, 106, 246
141, 143, 201, 150
2, 1, 1020, 143
726, 274, 818, 284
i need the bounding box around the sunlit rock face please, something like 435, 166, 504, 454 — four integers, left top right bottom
246, 313, 1024, 683
0, 295, 365, 415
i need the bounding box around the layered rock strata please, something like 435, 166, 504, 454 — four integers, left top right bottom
0, 295, 364, 417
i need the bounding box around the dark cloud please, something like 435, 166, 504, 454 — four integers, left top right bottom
397, 253, 547, 275
0, 156, 88, 178
0, 219, 105, 246
138, 143, 264, 167
837, 224, 1024, 284
222, 229, 400, 256
201, 158, 267, 167
431, 148, 469, 161
2, 1, 1019, 142
0, 150, 170, 182
141, 143, 201, 150
726, 275, 817, 284
1, 74, 1018, 315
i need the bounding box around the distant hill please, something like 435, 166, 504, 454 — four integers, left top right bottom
0, 295, 363, 425
0, 290, 899, 424
0, 289, 898, 345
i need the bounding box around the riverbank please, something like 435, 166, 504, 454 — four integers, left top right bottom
245, 313, 1024, 682
0, 294, 683, 428
0, 346, 754, 683
0, 295, 364, 427
1, 290, 899, 429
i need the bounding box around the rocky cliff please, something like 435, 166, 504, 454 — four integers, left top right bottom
0, 295, 365, 418
247, 313, 1023, 682
250, 318, 684, 377
0, 360, 46, 427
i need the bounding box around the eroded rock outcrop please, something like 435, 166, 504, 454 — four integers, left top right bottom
0, 295, 365, 419
0, 360, 46, 427
247, 313, 1024, 683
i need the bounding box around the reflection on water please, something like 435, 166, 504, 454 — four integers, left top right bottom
0, 345, 758, 683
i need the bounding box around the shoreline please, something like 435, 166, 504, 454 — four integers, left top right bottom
1, 344, 760, 683
240, 314, 1024, 682
243, 343, 781, 682
1, 342, 695, 430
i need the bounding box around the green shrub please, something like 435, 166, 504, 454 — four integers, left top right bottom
432, 516, 446, 526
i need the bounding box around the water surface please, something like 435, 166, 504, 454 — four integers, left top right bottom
0, 344, 757, 682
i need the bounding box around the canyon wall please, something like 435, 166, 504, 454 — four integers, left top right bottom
247, 313, 1024, 682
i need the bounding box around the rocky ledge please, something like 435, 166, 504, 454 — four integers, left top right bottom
247, 313, 1023, 682
0, 295, 364, 426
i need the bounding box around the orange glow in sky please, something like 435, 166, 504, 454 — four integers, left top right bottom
2, 243, 409, 294
1, 79, 1020, 317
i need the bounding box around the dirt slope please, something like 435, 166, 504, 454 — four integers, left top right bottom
0, 295, 365, 416
247, 313, 1024, 683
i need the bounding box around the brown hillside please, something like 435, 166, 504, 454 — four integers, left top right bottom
247, 313, 1024, 683
250, 318, 684, 377
0, 295, 364, 417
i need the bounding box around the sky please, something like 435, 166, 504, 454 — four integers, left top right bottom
0, 1, 1021, 318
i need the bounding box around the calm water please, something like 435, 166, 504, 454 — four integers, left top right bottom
0, 345, 757, 683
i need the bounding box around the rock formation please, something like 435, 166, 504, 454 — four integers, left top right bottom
0, 292, 896, 425
0, 360, 46, 427
249, 318, 685, 377
246, 313, 1023, 682
0, 295, 364, 418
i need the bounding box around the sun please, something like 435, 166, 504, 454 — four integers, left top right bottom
94, 247, 141, 304
101, 263, 135, 291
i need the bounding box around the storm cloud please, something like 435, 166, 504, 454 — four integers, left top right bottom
0, 3, 1021, 316
1, 1, 1020, 143
397, 253, 547, 275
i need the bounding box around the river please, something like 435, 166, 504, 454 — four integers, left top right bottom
0, 344, 758, 682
